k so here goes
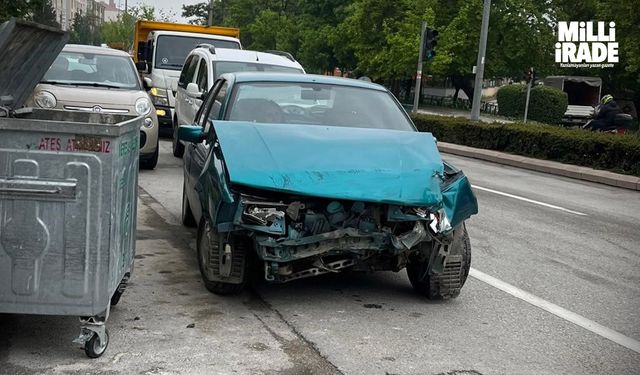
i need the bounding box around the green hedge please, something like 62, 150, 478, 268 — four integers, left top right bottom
411, 114, 640, 176
497, 84, 568, 124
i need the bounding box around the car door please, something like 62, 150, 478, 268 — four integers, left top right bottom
185, 79, 227, 222
192, 58, 209, 123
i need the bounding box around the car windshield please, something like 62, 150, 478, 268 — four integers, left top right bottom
155, 35, 241, 70
226, 82, 414, 131
214, 62, 303, 79
42, 51, 140, 90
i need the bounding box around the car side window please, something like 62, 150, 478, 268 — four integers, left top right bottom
208, 82, 228, 121
178, 55, 194, 88
179, 55, 199, 89
195, 59, 208, 95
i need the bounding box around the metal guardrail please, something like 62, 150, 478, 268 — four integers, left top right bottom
423, 94, 498, 115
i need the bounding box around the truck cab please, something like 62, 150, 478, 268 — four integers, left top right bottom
134, 20, 241, 129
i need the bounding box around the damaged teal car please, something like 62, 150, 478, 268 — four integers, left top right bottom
179, 72, 478, 299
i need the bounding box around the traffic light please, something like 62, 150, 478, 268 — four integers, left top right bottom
524, 67, 537, 84
423, 28, 439, 60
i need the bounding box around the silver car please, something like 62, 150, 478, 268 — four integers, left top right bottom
30, 44, 159, 169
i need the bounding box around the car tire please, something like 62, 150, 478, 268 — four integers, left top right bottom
182, 183, 197, 227
196, 218, 247, 295
172, 119, 184, 158
140, 142, 159, 170
406, 224, 471, 300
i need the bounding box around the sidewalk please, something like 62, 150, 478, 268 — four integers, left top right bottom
439, 142, 640, 191
0, 189, 338, 374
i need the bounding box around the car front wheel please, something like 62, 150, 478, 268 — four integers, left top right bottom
406, 224, 471, 300
196, 218, 247, 295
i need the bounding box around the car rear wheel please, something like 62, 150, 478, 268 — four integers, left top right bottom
181, 183, 197, 227
196, 218, 247, 295
172, 120, 184, 158
406, 224, 471, 300
140, 141, 159, 170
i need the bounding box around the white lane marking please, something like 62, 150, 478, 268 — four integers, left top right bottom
470, 268, 640, 354
472, 185, 588, 216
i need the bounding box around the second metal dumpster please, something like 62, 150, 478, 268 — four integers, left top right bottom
0, 19, 140, 358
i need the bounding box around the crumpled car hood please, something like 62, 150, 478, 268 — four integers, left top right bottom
213, 121, 446, 206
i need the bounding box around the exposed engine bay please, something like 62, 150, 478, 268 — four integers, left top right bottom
227, 193, 455, 283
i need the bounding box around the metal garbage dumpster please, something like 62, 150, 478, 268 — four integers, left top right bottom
0, 18, 140, 358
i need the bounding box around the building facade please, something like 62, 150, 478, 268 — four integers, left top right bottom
52, 0, 105, 30
102, 0, 123, 22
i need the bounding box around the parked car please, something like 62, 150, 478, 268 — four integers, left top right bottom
178, 72, 479, 299
173, 46, 305, 157
30, 44, 159, 169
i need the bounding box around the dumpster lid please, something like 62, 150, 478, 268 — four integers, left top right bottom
0, 18, 69, 111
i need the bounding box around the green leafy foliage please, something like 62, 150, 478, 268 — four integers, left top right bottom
527, 85, 569, 124
0, 0, 59, 27
496, 84, 527, 117
101, 5, 167, 51
411, 114, 640, 176
497, 84, 568, 124
69, 11, 102, 45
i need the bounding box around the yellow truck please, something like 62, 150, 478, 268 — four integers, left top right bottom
134, 20, 241, 128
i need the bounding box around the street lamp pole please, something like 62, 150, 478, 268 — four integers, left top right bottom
208, 0, 214, 26
470, 0, 491, 121
412, 22, 427, 113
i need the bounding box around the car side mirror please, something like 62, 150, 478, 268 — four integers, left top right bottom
142, 77, 152, 90
178, 124, 204, 143
186, 82, 203, 99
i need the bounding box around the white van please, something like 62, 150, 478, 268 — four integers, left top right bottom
172, 46, 305, 157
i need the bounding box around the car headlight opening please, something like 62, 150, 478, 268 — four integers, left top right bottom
143, 117, 154, 128
34, 91, 57, 109
149, 87, 169, 107
135, 97, 152, 116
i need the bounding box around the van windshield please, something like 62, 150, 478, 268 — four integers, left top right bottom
155, 35, 241, 71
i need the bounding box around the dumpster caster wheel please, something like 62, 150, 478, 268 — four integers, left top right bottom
85, 329, 109, 358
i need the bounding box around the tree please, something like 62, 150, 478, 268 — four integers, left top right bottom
0, 0, 59, 27
30, 0, 59, 27
182, 2, 209, 25
69, 11, 102, 45
101, 5, 172, 51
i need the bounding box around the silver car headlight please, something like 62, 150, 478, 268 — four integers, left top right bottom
135, 97, 152, 116
34, 91, 57, 108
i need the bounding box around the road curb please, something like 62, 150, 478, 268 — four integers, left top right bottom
438, 142, 640, 191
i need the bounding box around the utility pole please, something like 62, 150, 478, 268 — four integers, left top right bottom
412, 22, 427, 113
208, 0, 214, 26
470, 0, 491, 121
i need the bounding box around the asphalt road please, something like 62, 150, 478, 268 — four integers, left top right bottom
2, 139, 639, 374
141, 140, 640, 374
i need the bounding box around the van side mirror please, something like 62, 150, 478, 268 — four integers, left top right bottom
136, 61, 147, 72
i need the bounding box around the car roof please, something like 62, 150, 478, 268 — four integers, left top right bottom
195, 48, 304, 70
152, 30, 240, 43
63, 44, 132, 57
228, 72, 387, 91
